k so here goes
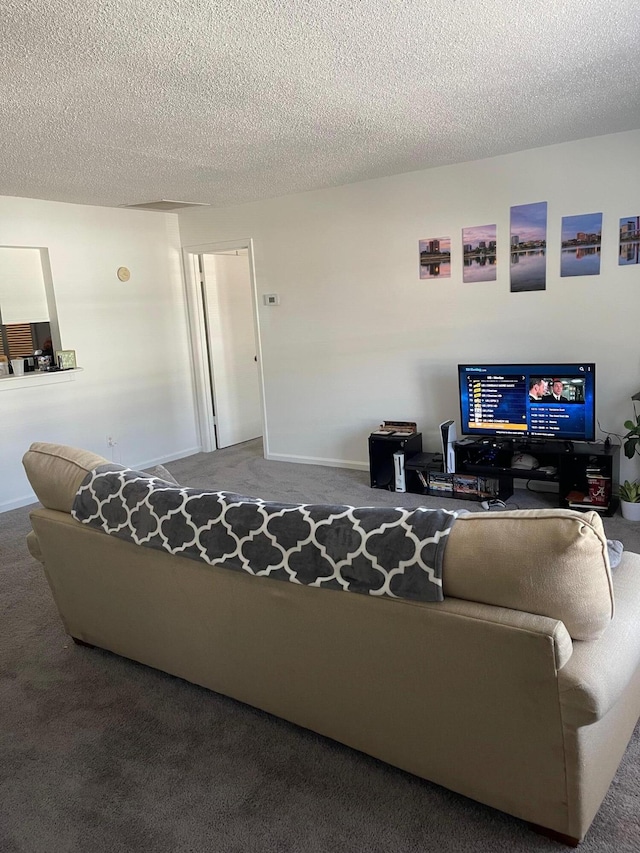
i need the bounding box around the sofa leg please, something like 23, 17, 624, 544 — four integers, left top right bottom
529, 823, 580, 847
71, 636, 96, 650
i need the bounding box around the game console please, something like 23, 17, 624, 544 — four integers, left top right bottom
439, 420, 457, 474
393, 451, 406, 492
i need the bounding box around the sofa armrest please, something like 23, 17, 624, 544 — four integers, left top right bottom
26, 529, 44, 564
558, 551, 640, 725
431, 596, 573, 671
22, 442, 109, 513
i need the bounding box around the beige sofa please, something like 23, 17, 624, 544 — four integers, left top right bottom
22, 442, 640, 845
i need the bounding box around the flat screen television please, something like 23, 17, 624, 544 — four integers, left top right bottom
457, 363, 596, 442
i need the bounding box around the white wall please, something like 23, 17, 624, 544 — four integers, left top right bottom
0, 196, 199, 510
178, 130, 640, 481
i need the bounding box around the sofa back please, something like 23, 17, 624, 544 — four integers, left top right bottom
27, 505, 575, 835
22, 442, 614, 640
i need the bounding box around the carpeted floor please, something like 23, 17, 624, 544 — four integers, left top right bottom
1, 439, 639, 852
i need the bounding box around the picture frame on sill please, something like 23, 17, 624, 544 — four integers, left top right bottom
55, 349, 77, 370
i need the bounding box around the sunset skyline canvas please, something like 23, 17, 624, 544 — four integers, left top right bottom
419, 237, 451, 279
462, 224, 497, 283
560, 212, 602, 277
510, 201, 547, 292
619, 216, 640, 266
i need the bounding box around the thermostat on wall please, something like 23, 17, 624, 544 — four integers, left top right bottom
263, 293, 280, 306
117, 266, 131, 282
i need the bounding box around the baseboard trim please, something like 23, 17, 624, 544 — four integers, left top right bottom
132, 446, 202, 471
265, 452, 368, 471
1, 494, 40, 513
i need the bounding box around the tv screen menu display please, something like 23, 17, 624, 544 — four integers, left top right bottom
458, 363, 596, 442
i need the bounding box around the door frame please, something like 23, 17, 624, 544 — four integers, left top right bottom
182, 239, 267, 454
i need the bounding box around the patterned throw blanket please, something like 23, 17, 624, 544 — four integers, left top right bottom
71, 465, 461, 603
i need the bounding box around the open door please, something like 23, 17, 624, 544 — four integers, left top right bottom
200, 251, 262, 448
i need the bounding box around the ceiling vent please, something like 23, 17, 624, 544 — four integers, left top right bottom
120, 200, 210, 211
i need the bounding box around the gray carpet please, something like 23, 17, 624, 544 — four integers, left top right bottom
1, 439, 639, 852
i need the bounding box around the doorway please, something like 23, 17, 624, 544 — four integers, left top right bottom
183, 240, 266, 453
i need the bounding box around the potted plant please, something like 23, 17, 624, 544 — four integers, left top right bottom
620, 407, 640, 518
619, 479, 640, 520
623, 411, 640, 460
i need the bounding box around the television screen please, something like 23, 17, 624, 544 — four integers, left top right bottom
457, 363, 596, 442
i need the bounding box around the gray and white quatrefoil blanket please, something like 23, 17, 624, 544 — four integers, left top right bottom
71, 465, 460, 603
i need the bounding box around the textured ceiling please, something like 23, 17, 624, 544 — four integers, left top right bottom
2, 0, 639, 210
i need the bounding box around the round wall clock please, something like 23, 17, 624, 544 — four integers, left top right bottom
117, 266, 131, 282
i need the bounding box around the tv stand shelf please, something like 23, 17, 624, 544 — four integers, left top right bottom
463, 463, 558, 482
454, 439, 620, 516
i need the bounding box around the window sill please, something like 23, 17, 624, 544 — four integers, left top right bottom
0, 367, 83, 390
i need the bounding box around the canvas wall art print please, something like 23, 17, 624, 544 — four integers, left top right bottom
619, 216, 640, 266
419, 237, 451, 279
560, 213, 602, 277
509, 202, 547, 292
462, 225, 497, 282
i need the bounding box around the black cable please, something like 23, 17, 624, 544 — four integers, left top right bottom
596, 418, 623, 447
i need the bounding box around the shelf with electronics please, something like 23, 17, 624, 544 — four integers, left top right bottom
453, 438, 619, 516
368, 424, 515, 503
368, 429, 619, 513
368, 364, 620, 513
452, 361, 619, 514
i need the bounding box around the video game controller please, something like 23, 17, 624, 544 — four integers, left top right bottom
481, 499, 507, 511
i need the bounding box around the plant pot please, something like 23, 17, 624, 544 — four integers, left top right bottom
620, 499, 640, 521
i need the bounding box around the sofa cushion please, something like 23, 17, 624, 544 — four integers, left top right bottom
443, 509, 613, 641
143, 464, 179, 486
22, 442, 110, 513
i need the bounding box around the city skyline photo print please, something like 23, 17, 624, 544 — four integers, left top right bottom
560, 212, 602, 277
419, 237, 451, 279
462, 224, 497, 283
510, 201, 547, 292
619, 216, 640, 266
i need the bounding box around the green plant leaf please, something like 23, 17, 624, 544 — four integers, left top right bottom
620, 480, 640, 502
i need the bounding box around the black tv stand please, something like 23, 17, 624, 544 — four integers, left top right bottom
454, 439, 620, 516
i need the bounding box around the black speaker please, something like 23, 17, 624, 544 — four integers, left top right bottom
369, 432, 423, 490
